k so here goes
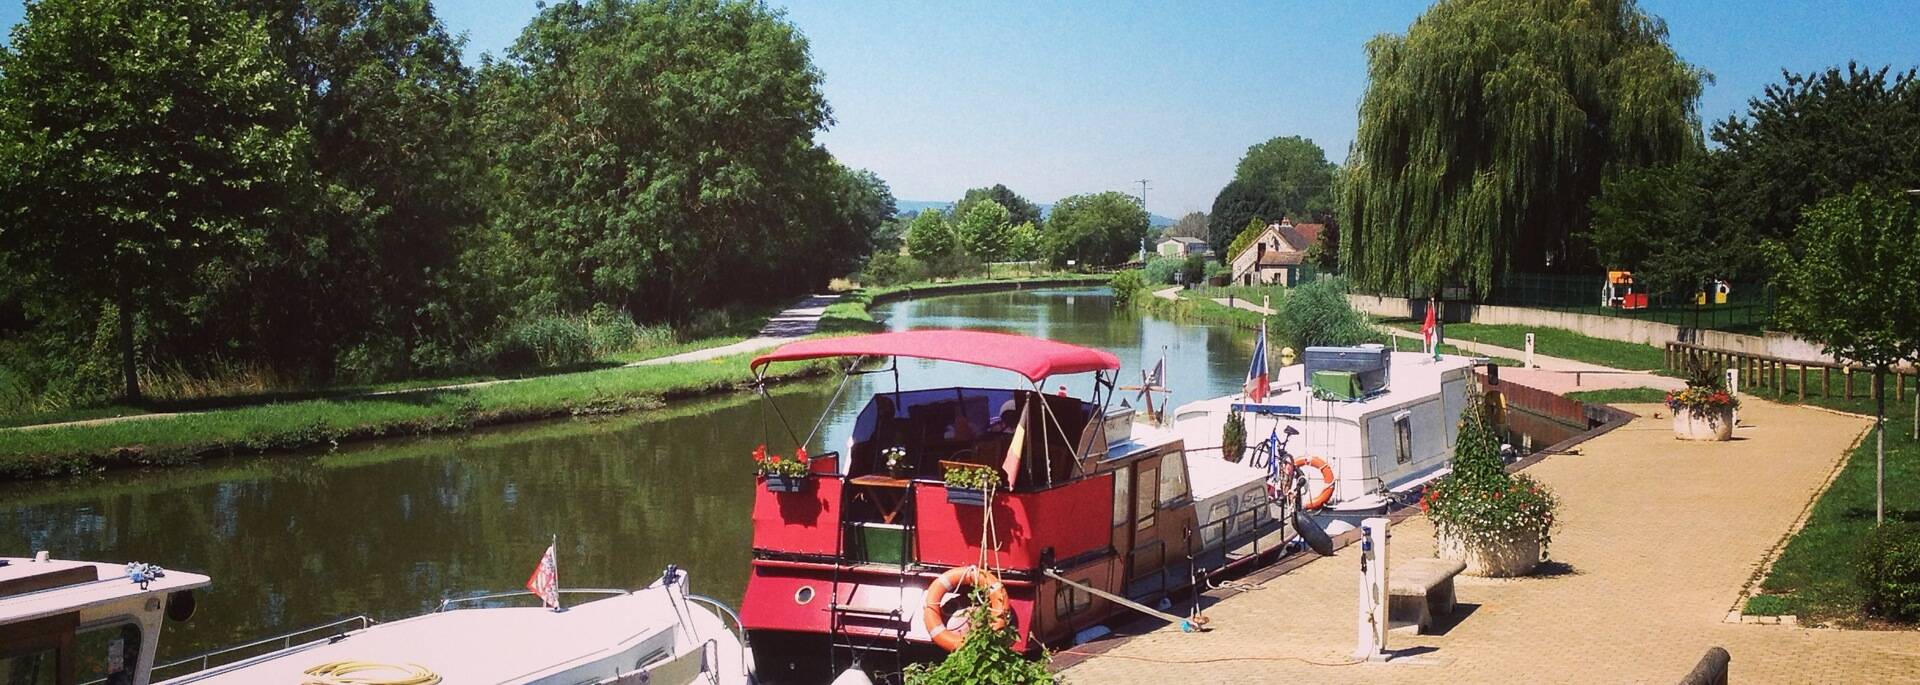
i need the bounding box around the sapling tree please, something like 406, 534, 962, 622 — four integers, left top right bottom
1767, 187, 1920, 524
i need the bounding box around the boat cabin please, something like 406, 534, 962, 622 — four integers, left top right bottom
0, 556, 207, 685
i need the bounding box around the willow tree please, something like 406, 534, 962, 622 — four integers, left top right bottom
1340, 0, 1706, 296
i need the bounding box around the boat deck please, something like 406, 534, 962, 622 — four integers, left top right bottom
164, 589, 742, 685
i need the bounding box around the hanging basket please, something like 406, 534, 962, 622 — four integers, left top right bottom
764, 474, 811, 493
946, 487, 988, 507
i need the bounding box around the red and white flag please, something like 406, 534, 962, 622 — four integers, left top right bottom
526, 543, 559, 609
1420, 301, 1438, 354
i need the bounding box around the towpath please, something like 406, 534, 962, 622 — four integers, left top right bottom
3, 294, 839, 432
1061, 399, 1920, 683
1380, 327, 1682, 395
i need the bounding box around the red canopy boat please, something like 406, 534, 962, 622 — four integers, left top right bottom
741, 330, 1300, 681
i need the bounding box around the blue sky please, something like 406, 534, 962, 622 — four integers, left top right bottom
3, 1, 1916, 215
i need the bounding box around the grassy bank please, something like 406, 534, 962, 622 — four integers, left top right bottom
1741, 384, 1920, 625
1564, 388, 1669, 405
0, 274, 1105, 481
1385, 321, 1668, 371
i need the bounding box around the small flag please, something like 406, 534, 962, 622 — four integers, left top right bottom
1244, 325, 1270, 402
1420, 301, 1438, 355
526, 543, 559, 610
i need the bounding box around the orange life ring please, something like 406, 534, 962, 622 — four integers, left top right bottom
920, 565, 1011, 651
1292, 456, 1335, 510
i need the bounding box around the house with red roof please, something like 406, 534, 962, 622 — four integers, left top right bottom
1229, 219, 1323, 286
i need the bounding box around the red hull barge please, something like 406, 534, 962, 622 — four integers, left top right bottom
741, 330, 1295, 681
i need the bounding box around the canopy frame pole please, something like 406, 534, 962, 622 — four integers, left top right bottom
799, 356, 865, 451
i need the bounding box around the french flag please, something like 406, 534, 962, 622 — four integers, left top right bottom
1244, 325, 1270, 402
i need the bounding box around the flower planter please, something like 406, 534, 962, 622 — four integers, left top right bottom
763, 474, 811, 493
946, 487, 988, 507
1438, 533, 1541, 577
1672, 406, 1734, 441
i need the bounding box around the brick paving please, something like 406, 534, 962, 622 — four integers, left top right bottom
1062, 398, 1920, 684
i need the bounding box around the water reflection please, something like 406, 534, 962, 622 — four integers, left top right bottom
3, 288, 1257, 662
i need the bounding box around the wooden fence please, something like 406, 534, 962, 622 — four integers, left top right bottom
1665, 342, 1916, 402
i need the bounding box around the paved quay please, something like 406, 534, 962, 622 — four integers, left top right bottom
1062, 399, 1920, 684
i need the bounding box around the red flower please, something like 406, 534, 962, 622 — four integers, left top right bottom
752, 444, 767, 462
795, 446, 810, 464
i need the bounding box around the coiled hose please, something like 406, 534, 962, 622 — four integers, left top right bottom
301, 661, 442, 685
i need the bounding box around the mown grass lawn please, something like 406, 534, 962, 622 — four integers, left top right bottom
1742, 383, 1920, 624
1564, 387, 1669, 405
1386, 321, 1668, 371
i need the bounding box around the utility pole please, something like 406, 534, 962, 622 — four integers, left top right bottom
1135, 179, 1152, 261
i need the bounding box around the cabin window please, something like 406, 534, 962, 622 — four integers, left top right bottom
1158, 453, 1189, 506
1112, 475, 1130, 528
72, 622, 143, 684
1134, 466, 1158, 531
0, 649, 58, 685
1394, 410, 1413, 465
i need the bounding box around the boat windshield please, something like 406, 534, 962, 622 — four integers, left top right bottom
845, 386, 1096, 490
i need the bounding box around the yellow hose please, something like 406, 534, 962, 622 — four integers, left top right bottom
301, 661, 442, 685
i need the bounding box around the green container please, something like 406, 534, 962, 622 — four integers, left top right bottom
847, 522, 911, 566
1311, 369, 1364, 401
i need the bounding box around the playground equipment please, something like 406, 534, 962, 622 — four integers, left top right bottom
1601, 271, 1648, 310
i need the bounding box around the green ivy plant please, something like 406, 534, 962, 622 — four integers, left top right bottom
903, 590, 1056, 685
943, 463, 1001, 491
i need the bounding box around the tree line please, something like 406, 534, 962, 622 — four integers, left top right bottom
862, 183, 1148, 286
0, 0, 895, 406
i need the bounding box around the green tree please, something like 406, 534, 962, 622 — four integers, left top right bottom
954, 184, 1042, 228
1340, 0, 1705, 296
1044, 191, 1149, 267
905, 209, 958, 262
0, 0, 308, 400
1585, 156, 1749, 298
1767, 187, 1920, 524
1208, 179, 1281, 256
1166, 211, 1208, 240
1233, 135, 1335, 220
1006, 221, 1042, 261
954, 198, 1014, 261
1714, 64, 1920, 252
244, 0, 482, 379
1225, 218, 1265, 262
476, 0, 836, 320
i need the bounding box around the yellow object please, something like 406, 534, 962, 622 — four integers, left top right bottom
302, 661, 442, 685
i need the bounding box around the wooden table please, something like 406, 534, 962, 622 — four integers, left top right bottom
849, 475, 912, 523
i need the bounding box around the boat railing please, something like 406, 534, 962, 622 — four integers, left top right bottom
139, 615, 373, 683
687, 594, 750, 677
435, 587, 630, 611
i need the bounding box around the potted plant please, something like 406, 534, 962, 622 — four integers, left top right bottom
1667, 357, 1739, 441
881, 446, 910, 478
1423, 391, 1559, 577
942, 462, 1001, 506
754, 444, 812, 493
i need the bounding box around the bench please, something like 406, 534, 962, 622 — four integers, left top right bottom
1388, 557, 1466, 635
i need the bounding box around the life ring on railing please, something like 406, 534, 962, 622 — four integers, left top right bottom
1292, 456, 1336, 510
921, 565, 1011, 652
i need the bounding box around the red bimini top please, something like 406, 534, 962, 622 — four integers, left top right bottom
749, 329, 1121, 382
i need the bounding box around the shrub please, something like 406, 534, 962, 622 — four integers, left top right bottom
1108, 270, 1147, 305
1666, 354, 1739, 414
586, 304, 642, 355
489, 313, 593, 369
1143, 255, 1183, 284
1182, 254, 1207, 285
1423, 389, 1560, 556
1859, 522, 1920, 621
1221, 409, 1247, 463
862, 251, 928, 286
902, 593, 1055, 684
1275, 277, 1376, 352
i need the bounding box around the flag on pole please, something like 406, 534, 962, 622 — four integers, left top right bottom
1244, 323, 1270, 402
1420, 301, 1438, 356
526, 542, 560, 610
1000, 400, 1031, 488
1135, 357, 1164, 401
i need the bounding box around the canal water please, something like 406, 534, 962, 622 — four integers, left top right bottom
1, 287, 1259, 663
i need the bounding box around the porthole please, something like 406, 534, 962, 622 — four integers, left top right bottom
794, 586, 816, 605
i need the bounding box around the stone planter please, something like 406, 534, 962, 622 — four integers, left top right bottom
1438, 533, 1541, 577
1672, 405, 1735, 441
